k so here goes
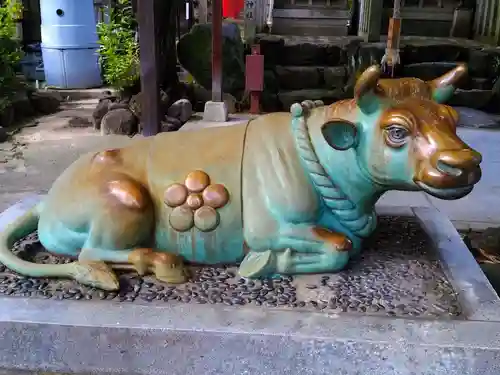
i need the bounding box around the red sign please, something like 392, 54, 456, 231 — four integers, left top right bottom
245, 46, 264, 92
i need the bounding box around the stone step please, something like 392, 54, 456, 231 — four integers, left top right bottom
271, 7, 352, 37
254, 34, 500, 112
273, 65, 348, 90
402, 62, 495, 90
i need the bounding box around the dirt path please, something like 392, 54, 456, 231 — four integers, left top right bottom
0, 99, 134, 211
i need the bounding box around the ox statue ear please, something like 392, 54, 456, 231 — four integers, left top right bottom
429, 64, 468, 103
321, 120, 358, 151
354, 65, 382, 113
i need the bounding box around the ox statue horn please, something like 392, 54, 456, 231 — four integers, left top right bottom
429, 63, 468, 104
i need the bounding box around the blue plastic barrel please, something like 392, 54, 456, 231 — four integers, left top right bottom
40, 0, 102, 89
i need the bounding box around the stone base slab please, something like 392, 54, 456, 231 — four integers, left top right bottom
0, 196, 500, 375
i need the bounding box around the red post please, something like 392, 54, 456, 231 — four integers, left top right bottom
211, 0, 223, 102
245, 45, 264, 114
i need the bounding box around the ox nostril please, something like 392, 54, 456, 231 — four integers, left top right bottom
436, 150, 482, 175
437, 160, 462, 177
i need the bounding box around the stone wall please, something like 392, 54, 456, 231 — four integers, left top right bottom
256, 35, 500, 113
176, 25, 500, 114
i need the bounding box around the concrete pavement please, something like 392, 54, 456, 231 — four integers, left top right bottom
0, 106, 499, 229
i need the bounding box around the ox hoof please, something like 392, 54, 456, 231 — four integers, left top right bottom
238, 250, 276, 279
153, 261, 190, 284
72, 261, 120, 291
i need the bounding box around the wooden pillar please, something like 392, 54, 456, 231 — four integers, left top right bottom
358, 0, 383, 42
137, 0, 178, 136
211, 0, 223, 102
137, 0, 162, 136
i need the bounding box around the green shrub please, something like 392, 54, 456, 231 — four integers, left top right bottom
0, 0, 23, 113
97, 0, 140, 93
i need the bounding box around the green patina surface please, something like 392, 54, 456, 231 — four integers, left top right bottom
0, 65, 482, 290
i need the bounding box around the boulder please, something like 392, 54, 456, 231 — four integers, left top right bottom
92, 98, 112, 130
128, 93, 142, 119
0, 105, 15, 128
109, 102, 130, 111
177, 23, 245, 97
100, 108, 138, 136
128, 90, 170, 121
161, 116, 183, 132
30, 92, 61, 114
0, 126, 8, 143
11, 91, 35, 120
68, 116, 93, 128
223, 93, 238, 114
167, 99, 193, 124
99, 90, 117, 101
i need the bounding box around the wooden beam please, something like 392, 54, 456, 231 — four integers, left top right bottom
137, 0, 162, 136
211, 0, 223, 102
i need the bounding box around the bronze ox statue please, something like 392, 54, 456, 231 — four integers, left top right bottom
0, 64, 481, 290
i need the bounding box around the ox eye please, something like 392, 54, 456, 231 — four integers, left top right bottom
385, 125, 410, 147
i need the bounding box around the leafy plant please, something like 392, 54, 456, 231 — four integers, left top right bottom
96, 0, 140, 93
0, 0, 23, 113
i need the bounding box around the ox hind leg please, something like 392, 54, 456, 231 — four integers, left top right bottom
41, 175, 187, 289
239, 223, 352, 279
76, 177, 188, 285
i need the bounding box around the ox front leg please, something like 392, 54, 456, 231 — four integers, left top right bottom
238, 223, 352, 278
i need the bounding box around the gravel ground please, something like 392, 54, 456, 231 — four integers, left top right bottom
0, 216, 461, 319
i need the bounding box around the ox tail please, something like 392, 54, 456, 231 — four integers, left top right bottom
0, 204, 119, 290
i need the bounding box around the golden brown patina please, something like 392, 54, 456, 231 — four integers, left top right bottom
194, 206, 220, 232
185, 170, 211, 193
164, 171, 230, 233
203, 184, 230, 208
355, 63, 468, 103
186, 193, 204, 210
128, 248, 187, 283
164, 183, 189, 207
380, 98, 482, 190
0, 64, 481, 290
312, 227, 352, 252
321, 64, 480, 201
169, 206, 195, 232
